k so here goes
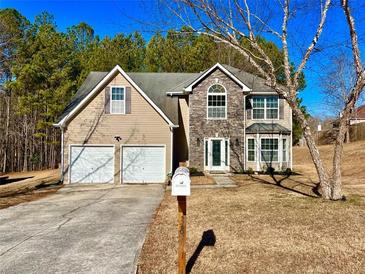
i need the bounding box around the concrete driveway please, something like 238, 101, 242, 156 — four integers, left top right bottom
0, 184, 164, 274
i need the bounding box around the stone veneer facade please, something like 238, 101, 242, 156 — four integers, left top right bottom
189, 68, 246, 172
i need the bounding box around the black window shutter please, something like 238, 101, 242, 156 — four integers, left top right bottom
279, 98, 284, 119
125, 87, 131, 114
105, 86, 110, 114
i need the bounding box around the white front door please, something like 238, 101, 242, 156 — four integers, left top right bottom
205, 138, 229, 171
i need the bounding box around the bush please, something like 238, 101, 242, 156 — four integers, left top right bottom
188, 167, 198, 175
246, 167, 254, 174
266, 166, 275, 175
284, 168, 292, 176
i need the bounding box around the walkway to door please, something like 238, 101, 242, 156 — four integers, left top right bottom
212, 176, 236, 186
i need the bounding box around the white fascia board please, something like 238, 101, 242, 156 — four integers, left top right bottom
55, 65, 177, 128
184, 63, 251, 92
250, 91, 279, 95
166, 91, 185, 96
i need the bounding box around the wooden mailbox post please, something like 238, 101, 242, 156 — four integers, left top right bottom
171, 167, 191, 274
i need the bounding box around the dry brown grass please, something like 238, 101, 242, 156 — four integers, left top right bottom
293, 140, 365, 186
190, 175, 215, 185
0, 186, 62, 209
138, 142, 365, 274
0, 169, 61, 209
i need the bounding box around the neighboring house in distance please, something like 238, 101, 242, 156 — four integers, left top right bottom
54, 63, 292, 184
349, 105, 365, 125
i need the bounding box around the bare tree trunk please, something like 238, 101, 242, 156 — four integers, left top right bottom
331, 117, 347, 200
2, 96, 10, 173
23, 115, 28, 172
345, 126, 350, 143
290, 100, 332, 198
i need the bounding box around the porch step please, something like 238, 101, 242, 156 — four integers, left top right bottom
206, 171, 232, 176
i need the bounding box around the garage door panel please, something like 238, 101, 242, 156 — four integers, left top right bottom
122, 146, 165, 183
70, 146, 114, 183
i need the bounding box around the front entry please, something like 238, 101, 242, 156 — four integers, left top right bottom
205, 138, 229, 171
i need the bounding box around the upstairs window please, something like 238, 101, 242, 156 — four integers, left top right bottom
111, 87, 125, 114
252, 96, 279, 119
207, 84, 227, 119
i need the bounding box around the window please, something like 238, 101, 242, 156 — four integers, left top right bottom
225, 140, 228, 166
205, 140, 208, 166
207, 84, 226, 119
252, 96, 279, 119
111, 87, 125, 114
282, 139, 287, 162
252, 97, 265, 119
261, 138, 278, 162
266, 96, 279, 119
247, 139, 256, 162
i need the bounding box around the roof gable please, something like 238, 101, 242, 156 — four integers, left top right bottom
54, 65, 178, 128
184, 63, 251, 92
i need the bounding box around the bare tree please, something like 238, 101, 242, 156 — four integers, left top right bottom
320, 53, 360, 143
163, 0, 365, 200
330, 0, 365, 199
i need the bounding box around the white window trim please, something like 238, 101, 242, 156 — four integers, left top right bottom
110, 86, 126, 114
247, 138, 256, 162
252, 96, 279, 121
259, 137, 279, 163
206, 83, 227, 120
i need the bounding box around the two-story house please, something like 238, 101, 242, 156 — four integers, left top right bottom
54, 63, 292, 184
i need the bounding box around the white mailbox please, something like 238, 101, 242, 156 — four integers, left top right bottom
171, 167, 191, 196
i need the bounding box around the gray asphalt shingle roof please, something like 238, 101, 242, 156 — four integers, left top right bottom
57, 64, 279, 126
246, 123, 291, 134
58, 72, 108, 122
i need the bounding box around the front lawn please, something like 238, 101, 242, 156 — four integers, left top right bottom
0, 169, 61, 209
138, 174, 365, 273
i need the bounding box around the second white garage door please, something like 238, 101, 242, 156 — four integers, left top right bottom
122, 146, 165, 183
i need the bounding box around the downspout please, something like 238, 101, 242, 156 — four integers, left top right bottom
60, 126, 65, 183
170, 126, 174, 174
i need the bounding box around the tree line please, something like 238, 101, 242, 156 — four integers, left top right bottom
0, 8, 305, 173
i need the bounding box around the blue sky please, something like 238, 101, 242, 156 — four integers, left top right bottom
1, 0, 364, 117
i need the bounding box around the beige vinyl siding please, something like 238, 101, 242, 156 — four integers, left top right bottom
63, 72, 171, 184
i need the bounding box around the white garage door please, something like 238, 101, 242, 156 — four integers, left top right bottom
122, 146, 165, 183
70, 146, 114, 183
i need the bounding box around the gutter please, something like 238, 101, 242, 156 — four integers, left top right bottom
243, 94, 247, 171
60, 126, 64, 182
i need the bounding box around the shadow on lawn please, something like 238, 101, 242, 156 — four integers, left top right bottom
249, 174, 320, 198
186, 229, 216, 273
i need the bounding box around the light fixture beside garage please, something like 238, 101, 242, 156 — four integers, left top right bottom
197, 137, 201, 146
